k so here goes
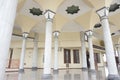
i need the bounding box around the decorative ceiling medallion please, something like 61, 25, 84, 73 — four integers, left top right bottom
66, 5, 80, 14
109, 3, 120, 12
29, 7, 43, 16
94, 23, 101, 28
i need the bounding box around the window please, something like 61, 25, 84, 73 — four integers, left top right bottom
96, 53, 101, 63
73, 50, 80, 63
64, 49, 71, 63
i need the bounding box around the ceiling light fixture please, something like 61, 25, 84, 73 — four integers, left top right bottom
29, 7, 43, 16
66, 5, 80, 14
94, 23, 102, 28
109, 3, 120, 12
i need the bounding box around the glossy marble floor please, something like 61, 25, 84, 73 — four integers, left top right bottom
5, 67, 111, 80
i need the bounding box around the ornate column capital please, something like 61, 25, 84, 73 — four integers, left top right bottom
80, 31, 86, 41
53, 31, 60, 38
85, 30, 93, 38
44, 9, 55, 21
96, 7, 109, 21
22, 32, 29, 39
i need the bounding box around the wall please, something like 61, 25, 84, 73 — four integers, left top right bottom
94, 49, 105, 67
6, 48, 21, 68
8, 32, 105, 69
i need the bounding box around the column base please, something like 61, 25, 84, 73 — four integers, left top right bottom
19, 69, 24, 73
81, 67, 88, 71
32, 67, 38, 71
118, 65, 120, 71
118, 64, 120, 68
42, 74, 52, 80
53, 70, 59, 74
107, 74, 120, 80
88, 69, 96, 73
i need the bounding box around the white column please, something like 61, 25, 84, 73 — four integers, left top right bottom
18, 73, 23, 80
0, 0, 18, 79
118, 48, 120, 64
53, 73, 58, 80
53, 31, 60, 73
32, 71, 37, 80
82, 71, 89, 80
43, 10, 55, 77
115, 44, 120, 64
80, 31, 87, 70
91, 73, 97, 80
97, 7, 120, 79
19, 32, 29, 72
32, 33, 39, 70
86, 30, 95, 71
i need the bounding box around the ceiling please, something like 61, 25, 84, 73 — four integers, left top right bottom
13, 0, 120, 44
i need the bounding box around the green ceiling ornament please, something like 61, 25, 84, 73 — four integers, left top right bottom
29, 7, 43, 16
66, 5, 80, 14
109, 3, 120, 12
94, 23, 101, 28
111, 33, 115, 36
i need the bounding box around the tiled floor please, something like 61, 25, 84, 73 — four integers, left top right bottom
5, 67, 108, 80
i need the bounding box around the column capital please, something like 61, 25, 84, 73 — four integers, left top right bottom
53, 31, 60, 37
96, 7, 109, 21
85, 30, 93, 37
44, 9, 55, 21
80, 31, 86, 41
22, 32, 29, 39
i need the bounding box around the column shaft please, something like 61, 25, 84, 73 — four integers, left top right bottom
32, 41, 38, 70
80, 31, 87, 69
0, 0, 18, 79
88, 36, 95, 70
53, 32, 59, 72
101, 18, 118, 74
118, 48, 120, 64
43, 20, 52, 74
116, 47, 120, 63
54, 36, 58, 70
19, 33, 28, 72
